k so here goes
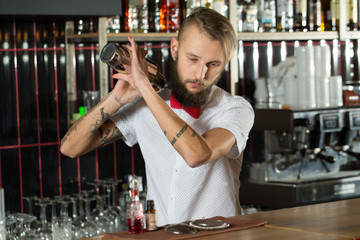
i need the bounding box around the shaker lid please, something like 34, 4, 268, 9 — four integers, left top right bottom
100, 43, 116, 63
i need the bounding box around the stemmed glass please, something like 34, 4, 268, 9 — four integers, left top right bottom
23, 196, 39, 216
78, 190, 101, 237
91, 194, 114, 234
102, 178, 123, 232
34, 197, 53, 239
54, 195, 72, 217
69, 194, 87, 239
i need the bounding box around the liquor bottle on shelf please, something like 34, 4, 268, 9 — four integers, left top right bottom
203, 0, 212, 8
307, 0, 323, 31
213, 0, 227, 16
148, 0, 161, 32
179, 0, 187, 25
347, 0, 358, 31
107, 16, 121, 33
121, 0, 130, 32
159, 0, 180, 32
241, 0, 259, 32
128, 0, 149, 33
325, 0, 338, 31
276, 0, 294, 32
257, 0, 276, 32
293, 0, 307, 31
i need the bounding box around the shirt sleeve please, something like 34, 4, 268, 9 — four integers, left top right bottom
209, 95, 254, 159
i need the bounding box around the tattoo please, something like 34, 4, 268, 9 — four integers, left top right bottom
90, 107, 110, 135
164, 130, 167, 136
100, 107, 110, 121
60, 116, 84, 147
176, 124, 188, 138
169, 124, 189, 146
191, 130, 196, 137
99, 126, 122, 148
114, 96, 122, 105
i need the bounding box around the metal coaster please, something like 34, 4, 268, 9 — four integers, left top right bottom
164, 223, 198, 234
189, 219, 230, 230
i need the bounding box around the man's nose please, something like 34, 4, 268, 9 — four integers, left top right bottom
195, 63, 208, 80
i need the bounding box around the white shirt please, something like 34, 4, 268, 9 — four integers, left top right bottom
111, 86, 254, 226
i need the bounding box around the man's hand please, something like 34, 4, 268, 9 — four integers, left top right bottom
112, 37, 154, 100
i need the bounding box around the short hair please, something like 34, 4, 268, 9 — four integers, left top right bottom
177, 7, 237, 61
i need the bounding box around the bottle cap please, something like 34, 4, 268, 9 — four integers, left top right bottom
129, 175, 139, 191
147, 200, 154, 208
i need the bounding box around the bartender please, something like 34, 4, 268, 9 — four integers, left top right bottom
60, 7, 254, 226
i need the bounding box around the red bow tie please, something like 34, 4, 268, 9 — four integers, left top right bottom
170, 93, 201, 119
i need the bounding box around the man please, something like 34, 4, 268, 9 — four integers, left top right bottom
61, 7, 254, 226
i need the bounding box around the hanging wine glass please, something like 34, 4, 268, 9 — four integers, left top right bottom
54, 195, 72, 217
34, 197, 53, 240
78, 190, 101, 237
92, 194, 114, 234
102, 178, 123, 232
69, 194, 86, 239
23, 196, 39, 216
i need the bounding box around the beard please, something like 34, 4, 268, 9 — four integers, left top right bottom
168, 59, 220, 108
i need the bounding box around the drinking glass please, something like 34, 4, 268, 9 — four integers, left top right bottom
10, 213, 37, 239
52, 216, 72, 240
34, 197, 53, 240
102, 179, 123, 232
92, 194, 114, 234
0, 189, 5, 240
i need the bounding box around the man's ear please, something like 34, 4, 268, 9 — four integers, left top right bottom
170, 37, 178, 60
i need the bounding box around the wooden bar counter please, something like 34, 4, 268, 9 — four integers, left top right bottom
84, 198, 360, 240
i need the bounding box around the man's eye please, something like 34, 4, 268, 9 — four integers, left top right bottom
210, 63, 220, 67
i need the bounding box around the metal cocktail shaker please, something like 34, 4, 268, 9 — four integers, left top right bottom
100, 42, 166, 92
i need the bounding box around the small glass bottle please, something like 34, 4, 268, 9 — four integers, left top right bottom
325, 0, 338, 31
126, 176, 144, 234
145, 200, 158, 231
159, 0, 180, 32
257, 0, 276, 32
347, 0, 358, 31
242, 0, 259, 32
307, 0, 322, 31
128, 0, 149, 33
276, 0, 294, 32
293, 0, 307, 31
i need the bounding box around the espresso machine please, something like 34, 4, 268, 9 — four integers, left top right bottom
240, 107, 360, 208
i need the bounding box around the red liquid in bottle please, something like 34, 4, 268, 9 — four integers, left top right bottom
127, 218, 144, 234
159, 0, 179, 32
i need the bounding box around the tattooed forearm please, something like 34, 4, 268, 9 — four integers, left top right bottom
169, 124, 189, 146
100, 107, 110, 121
114, 96, 122, 105
90, 107, 111, 135
60, 116, 84, 146
176, 124, 188, 138
99, 126, 122, 148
